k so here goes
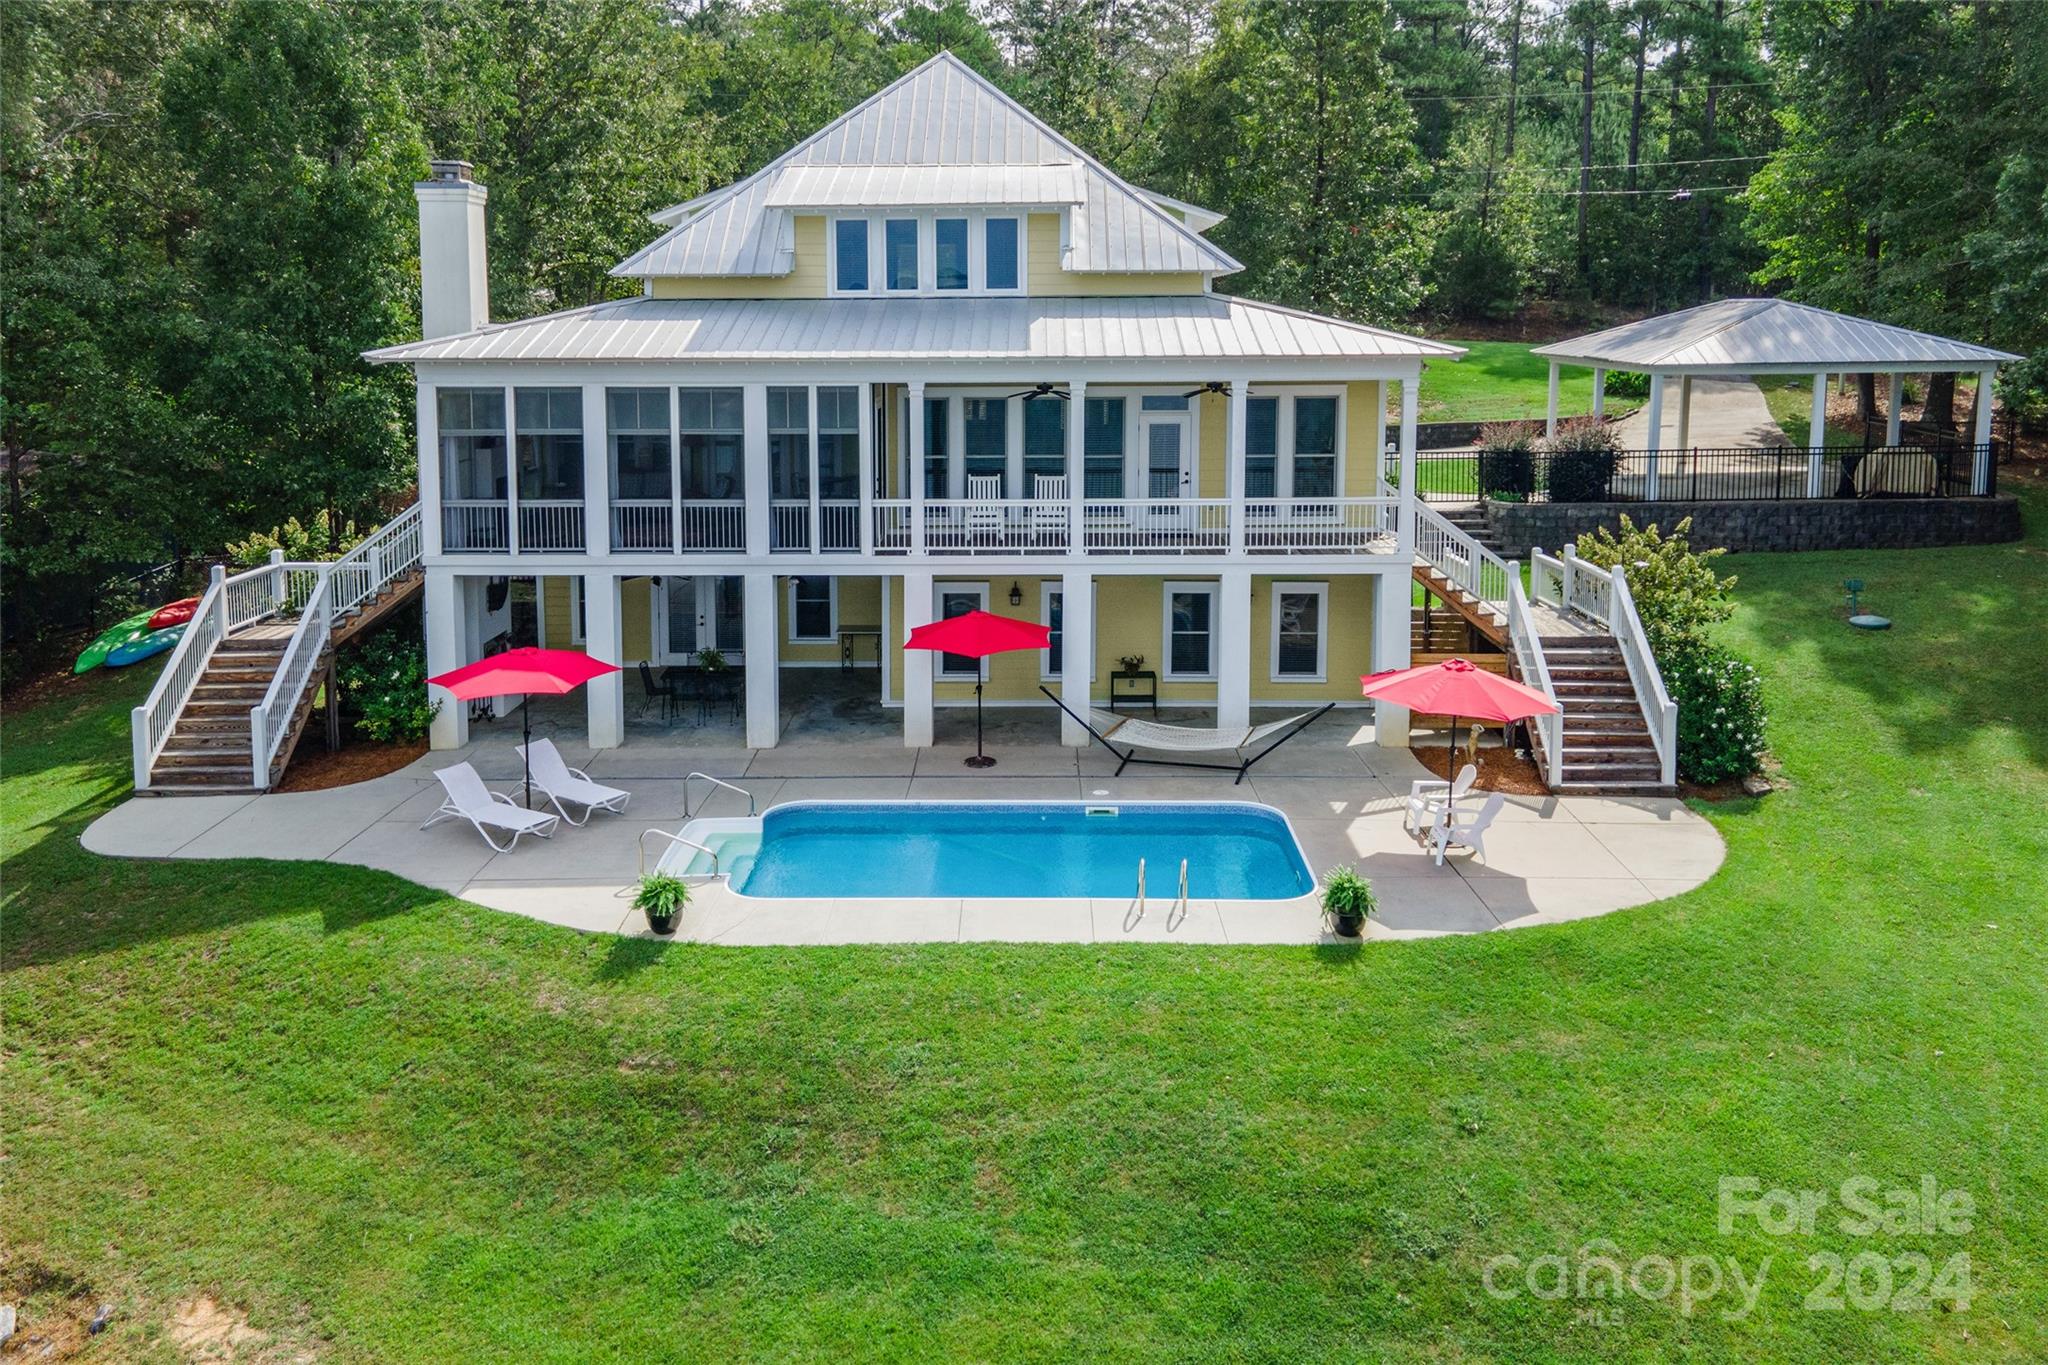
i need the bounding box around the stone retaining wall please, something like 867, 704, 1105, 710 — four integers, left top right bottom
1483, 495, 2023, 557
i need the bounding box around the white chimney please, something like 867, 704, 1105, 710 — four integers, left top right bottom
415, 159, 488, 339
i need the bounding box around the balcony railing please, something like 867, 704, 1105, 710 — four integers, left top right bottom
772, 499, 863, 552
518, 499, 585, 552
443, 500, 509, 552
1242, 498, 1397, 553
680, 501, 745, 552
611, 500, 672, 552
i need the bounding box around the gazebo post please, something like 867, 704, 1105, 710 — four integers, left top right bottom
1885, 373, 1903, 447
1971, 366, 1997, 494
1545, 361, 1560, 439
1806, 373, 1829, 497
1644, 373, 1664, 501
1676, 375, 1693, 451
1591, 368, 1607, 421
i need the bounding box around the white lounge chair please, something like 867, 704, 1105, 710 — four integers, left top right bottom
421, 762, 561, 852
1431, 791, 1506, 866
515, 738, 630, 825
1405, 763, 1477, 834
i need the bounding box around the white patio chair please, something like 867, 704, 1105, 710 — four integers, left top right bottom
1431, 791, 1506, 866
421, 762, 561, 852
965, 474, 1003, 544
1031, 473, 1068, 543
1404, 763, 1477, 834
516, 738, 631, 825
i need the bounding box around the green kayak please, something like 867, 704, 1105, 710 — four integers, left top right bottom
74, 611, 157, 673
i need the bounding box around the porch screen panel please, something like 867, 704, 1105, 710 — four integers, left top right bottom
1245, 397, 1279, 498
515, 388, 583, 498
767, 387, 810, 499
963, 398, 1007, 496
1293, 396, 1337, 497
678, 388, 744, 498
1083, 397, 1124, 499
607, 388, 670, 499
1023, 399, 1066, 492
816, 388, 860, 498
923, 397, 950, 498
438, 388, 506, 498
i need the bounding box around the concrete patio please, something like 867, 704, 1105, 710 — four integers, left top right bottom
85, 693, 1725, 944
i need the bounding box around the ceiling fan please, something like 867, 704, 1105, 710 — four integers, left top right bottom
1180, 380, 1231, 399
1004, 381, 1070, 402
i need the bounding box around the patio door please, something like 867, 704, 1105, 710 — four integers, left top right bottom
1140, 411, 1193, 531
662, 575, 744, 664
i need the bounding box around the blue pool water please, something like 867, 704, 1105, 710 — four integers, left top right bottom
734, 802, 1315, 901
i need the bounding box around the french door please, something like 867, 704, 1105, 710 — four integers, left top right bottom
661, 576, 744, 664
1139, 411, 1193, 530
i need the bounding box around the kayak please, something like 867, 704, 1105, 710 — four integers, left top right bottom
148, 596, 201, 630
74, 611, 157, 674
106, 623, 187, 667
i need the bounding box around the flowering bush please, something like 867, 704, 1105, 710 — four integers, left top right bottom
1666, 641, 1767, 784
336, 621, 438, 744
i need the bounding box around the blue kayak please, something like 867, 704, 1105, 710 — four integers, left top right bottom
106, 623, 187, 667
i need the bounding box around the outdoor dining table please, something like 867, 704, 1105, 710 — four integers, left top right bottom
659, 664, 743, 723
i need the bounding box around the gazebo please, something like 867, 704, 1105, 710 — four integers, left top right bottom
1531, 298, 2020, 499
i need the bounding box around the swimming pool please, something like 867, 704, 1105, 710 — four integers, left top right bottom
681, 802, 1316, 901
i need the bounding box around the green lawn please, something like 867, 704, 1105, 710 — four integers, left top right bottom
5, 501, 2047, 1361
1756, 374, 1985, 449
1418, 340, 1599, 424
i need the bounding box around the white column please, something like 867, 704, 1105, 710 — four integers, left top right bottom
1676, 375, 1693, 451
806, 382, 822, 555
1591, 368, 1607, 421
1006, 392, 1025, 497
1372, 571, 1411, 749
581, 382, 607, 555
907, 380, 927, 555
1396, 373, 1418, 557
1217, 569, 1252, 732
1645, 373, 1665, 502
1972, 367, 1997, 494
743, 571, 780, 749
1065, 379, 1087, 553
1544, 361, 1560, 438
1885, 373, 1903, 447
1807, 373, 1829, 497
424, 568, 469, 749
418, 384, 443, 555
742, 382, 771, 556
1059, 568, 1093, 746
901, 570, 934, 748
857, 381, 875, 554
503, 383, 520, 555
583, 570, 624, 749
1226, 378, 1249, 556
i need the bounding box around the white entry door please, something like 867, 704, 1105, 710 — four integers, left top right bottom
662, 576, 745, 664
1139, 412, 1193, 531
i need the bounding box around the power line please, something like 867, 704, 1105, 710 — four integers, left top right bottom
1394, 182, 1754, 201
1397, 79, 1781, 106
1430, 153, 1772, 177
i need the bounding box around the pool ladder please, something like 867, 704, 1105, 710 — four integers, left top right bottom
1133, 858, 1190, 924
684, 772, 755, 818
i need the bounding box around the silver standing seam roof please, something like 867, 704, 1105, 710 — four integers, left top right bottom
1532, 298, 2020, 373
365, 295, 1465, 366
614, 52, 1239, 279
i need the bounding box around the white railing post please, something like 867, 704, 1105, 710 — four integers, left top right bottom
1560, 544, 1578, 610
131, 704, 153, 790
268, 548, 286, 611
1226, 378, 1248, 556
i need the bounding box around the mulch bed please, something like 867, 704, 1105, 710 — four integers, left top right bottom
274, 734, 426, 792
1409, 743, 1550, 796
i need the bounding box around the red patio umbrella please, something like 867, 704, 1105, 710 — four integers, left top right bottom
430, 646, 621, 806
904, 609, 1052, 768
1360, 657, 1559, 794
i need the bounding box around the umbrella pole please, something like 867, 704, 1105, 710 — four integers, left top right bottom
965, 678, 995, 768
522, 695, 533, 809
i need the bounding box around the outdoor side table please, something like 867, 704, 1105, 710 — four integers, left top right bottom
838, 625, 882, 673
1109, 669, 1158, 715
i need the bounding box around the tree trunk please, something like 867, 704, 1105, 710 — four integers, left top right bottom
1924, 372, 1957, 431
1857, 373, 1877, 424
1626, 13, 1649, 190
1577, 25, 1595, 282
1504, 0, 1524, 158
1695, 1, 1723, 302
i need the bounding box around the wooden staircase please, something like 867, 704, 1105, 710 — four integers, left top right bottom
1411, 561, 1508, 648
1542, 636, 1668, 792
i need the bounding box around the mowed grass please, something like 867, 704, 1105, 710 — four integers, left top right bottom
1418, 340, 1599, 424
5, 500, 2047, 1361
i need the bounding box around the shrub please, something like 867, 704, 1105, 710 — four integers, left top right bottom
1603, 370, 1651, 399
1666, 641, 1767, 784
1476, 422, 1535, 500
336, 621, 438, 744
226, 510, 364, 566
1571, 515, 1736, 655
1540, 417, 1623, 502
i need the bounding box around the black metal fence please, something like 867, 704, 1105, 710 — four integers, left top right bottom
1412, 441, 2000, 505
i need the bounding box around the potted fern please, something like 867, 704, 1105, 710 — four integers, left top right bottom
634, 872, 690, 936
1322, 866, 1377, 938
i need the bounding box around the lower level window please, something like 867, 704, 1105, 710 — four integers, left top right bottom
790, 576, 834, 642
1271, 581, 1327, 682
1163, 582, 1217, 680
936, 584, 987, 678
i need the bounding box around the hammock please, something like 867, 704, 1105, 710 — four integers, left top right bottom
1040, 687, 1335, 784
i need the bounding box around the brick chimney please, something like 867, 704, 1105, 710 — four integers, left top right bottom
415, 159, 488, 339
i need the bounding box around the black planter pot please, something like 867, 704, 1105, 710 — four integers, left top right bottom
1332, 911, 1365, 939
646, 910, 678, 936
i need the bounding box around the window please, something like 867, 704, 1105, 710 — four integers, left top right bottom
767, 387, 809, 500
789, 575, 835, 642
935, 584, 988, 679
923, 397, 950, 498
566, 576, 587, 645
834, 219, 869, 291
1245, 396, 1279, 499
1293, 395, 1338, 497
607, 388, 670, 501
1270, 582, 1328, 682
438, 387, 506, 499
1083, 396, 1125, 499
1039, 581, 1094, 682
515, 388, 583, 500
935, 218, 969, 290
984, 217, 1020, 290
1163, 582, 1217, 680
678, 388, 744, 498
962, 398, 1007, 496
1140, 394, 1189, 412
885, 218, 918, 290
1023, 399, 1065, 491
815, 387, 859, 500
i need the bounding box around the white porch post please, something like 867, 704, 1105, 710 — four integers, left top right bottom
667, 387, 684, 552
1397, 372, 1418, 557
1645, 373, 1665, 501
1066, 379, 1087, 553
424, 567, 469, 749
1544, 361, 1560, 438
1886, 372, 1903, 447
1059, 568, 1093, 745
1227, 377, 1249, 556
418, 384, 443, 556
1217, 569, 1252, 733
1591, 368, 1607, 422
1372, 571, 1411, 749
503, 383, 520, 555
902, 570, 934, 748
907, 380, 927, 555
743, 383, 771, 556
1807, 373, 1829, 497
1675, 375, 1693, 452
857, 380, 875, 554
742, 571, 780, 749
806, 382, 822, 556
1972, 367, 1997, 494
581, 382, 607, 555
583, 570, 624, 749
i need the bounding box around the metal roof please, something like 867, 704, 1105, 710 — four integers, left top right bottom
614, 53, 1239, 279
366, 295, 1463, 366
762, 163, 1086, 208
1532, 298, 2021, 373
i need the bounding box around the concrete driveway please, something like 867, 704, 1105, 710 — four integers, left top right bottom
1613, 374, 1791, 449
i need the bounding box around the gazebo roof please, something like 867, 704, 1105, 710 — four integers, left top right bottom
1532, 298, 2019, 375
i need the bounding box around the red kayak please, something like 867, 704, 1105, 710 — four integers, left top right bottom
147, 596, 200, 630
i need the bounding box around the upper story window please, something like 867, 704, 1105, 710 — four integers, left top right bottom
514, 388, 583, 500
1293, 395, 1338, 497
1245, 397, 1279, 498
834, 219, 869, 292
985, 217, 1019, 290
1082, 396, 1124, 499
678, 388, 743, 499
962, 397, 1008, 496
438, 388, 506, 500
935, 218, 969, 290
885, 219, 918, 290
607, 388, 670, 500
923, 396, 950, 498
830, 212, 1025, 296
1022, 398, 1066, 491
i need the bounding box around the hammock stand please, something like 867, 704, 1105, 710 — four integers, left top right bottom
1039, 686, 1335, 785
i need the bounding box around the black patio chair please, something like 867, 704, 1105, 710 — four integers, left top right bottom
637, 660, 675, 723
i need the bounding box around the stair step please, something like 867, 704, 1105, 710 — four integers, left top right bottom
144, 780, 262, 796
1563, 745, 1660, 761
150, 762, 254, 782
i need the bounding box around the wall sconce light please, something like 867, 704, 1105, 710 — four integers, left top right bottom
1007, 581, 1023, 607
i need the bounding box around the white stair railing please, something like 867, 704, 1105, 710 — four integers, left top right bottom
329, 504, 423, 616
1506, 577, 1564, 788
1414, 504, 1514, 615
130, 560, 289, 790
1607, 566, 1678, 788
250, 567, 332, 787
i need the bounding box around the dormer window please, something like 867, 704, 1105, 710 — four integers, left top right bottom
833, 219, 869, 292
884, 219, 918, 290
829, 212, 1026, 296
935, 218, 969, 290
985, 217, 1019, 290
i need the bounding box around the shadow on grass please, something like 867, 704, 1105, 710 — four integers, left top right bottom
594, 932, 674, 981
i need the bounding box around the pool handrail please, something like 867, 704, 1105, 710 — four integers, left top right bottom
639, 827, 721, 878
1135, 857, 1146, 919
1175, 859, 1189, 922
684, 772, 755, 818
